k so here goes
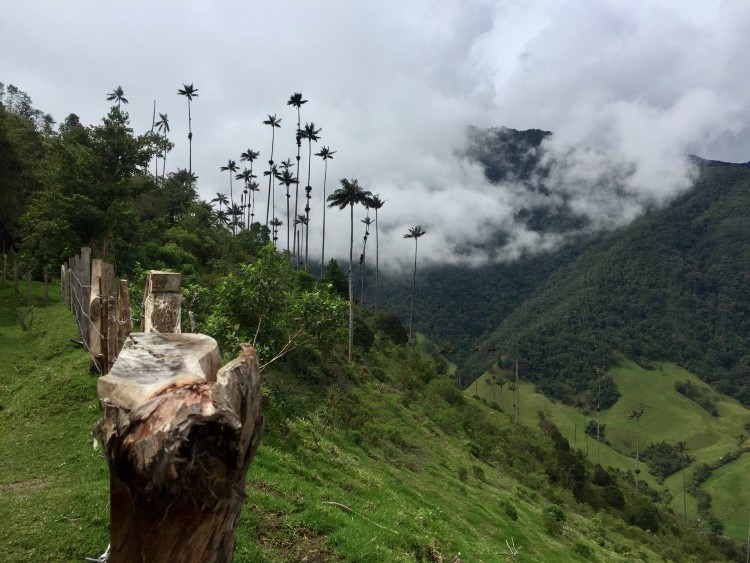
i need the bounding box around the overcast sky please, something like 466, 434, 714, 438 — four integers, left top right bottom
3, 0, 749, 268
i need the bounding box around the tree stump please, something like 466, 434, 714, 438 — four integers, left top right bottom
97, 333, 264, 563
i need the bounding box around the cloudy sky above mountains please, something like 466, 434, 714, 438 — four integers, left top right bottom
3, 0, 749, 267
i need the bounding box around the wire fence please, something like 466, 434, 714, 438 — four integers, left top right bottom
61, 248, 133, 375
61, 249, 182, 375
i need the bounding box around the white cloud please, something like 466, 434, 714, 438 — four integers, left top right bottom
2, 0, 749, 268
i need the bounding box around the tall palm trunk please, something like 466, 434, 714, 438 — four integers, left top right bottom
374, 206, 380, 308
187, 99, 192, 177
266, 129, 276, 227
151, 101, 158, 180
320, 158, 329, 277
229, 175, 235, 235
294, 109, 302, 261
348, 203, 354, 362
514, 343, 520, 421
408, 238, 419, 352
304, 141, 313, 271
162, 130, 168, 181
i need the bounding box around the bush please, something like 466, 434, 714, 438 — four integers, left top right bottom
640, 441, 689, 481
373, 313, 408, 344
16, 306, 33, 331
674, 380, 719, 416
501, 500, 518, 521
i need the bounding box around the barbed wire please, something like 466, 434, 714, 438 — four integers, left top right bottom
65, 270, 132, 374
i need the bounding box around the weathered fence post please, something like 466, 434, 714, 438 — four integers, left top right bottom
116, 280, 132, 354
97, 334, 263, 563
142, 271, 181, 333
60, 265, 67, 303
90, 259, 116, 374
78, 247, 91, 349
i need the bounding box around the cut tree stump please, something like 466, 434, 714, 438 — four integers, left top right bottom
97, 333, 264, 563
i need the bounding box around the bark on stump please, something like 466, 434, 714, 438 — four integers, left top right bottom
97, 333, 264, 563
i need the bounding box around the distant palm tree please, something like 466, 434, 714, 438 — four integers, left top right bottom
240, 149, 260, 225
359, 216, 373, 306
270, 217, 283, 247
211, 192, 229, 214
248, 181, 260, 224
106, 86, 128, 110
213, 208, 230, 228
276, 166, 297, 253
328, 179, 372, 361
367, 194, 384, 308
300, 122, 321, 271
155, 113, 170, 180
404, 225, 427, 357
220, 159, 239, 234
676, 441, 690, 528
263, 115, 282, 227
628, 407, 645, 492
316, 146, 336, 276
288, 93, 307, 258
177, 83, 199, 177
236, 168, 253, 232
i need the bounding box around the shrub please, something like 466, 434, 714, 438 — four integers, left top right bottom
501, 500, 518, 521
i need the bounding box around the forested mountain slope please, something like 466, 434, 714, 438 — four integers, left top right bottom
380, 131, 750, 407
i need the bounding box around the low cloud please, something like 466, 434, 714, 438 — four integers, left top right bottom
2, 0, 749, 269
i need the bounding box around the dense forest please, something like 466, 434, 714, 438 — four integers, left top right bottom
380, 128, 750, 408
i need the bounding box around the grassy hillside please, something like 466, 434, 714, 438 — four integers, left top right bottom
468, 360, 750, 539
0, 283, 746, 561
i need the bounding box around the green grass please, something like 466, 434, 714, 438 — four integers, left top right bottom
469, 359, 750, 538
703, 453, 750, 538
0, 282, 742, 561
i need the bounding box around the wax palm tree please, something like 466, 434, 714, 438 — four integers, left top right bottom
628, 407, 645, 492
106, 86, 128, 110
248, 181, 260, 224
288, 93, 307, 258
676, 441, 690, 528
270, 217, 283, 247
300, 122, 321, 271
404, 226, 427, 357
263, 115, 282, 227
316, 146, 336, 276
275, 167, 298, 253
359, 216, 373, 306
177, 83, 199, 177
240, 149, 260, 225
155, 113, 170, 180
367, 194, 384, 308
220, 159, 239, 234
236, 168, 253, 231
213, 208, 230, 228
211, 193, 229, 214
327, 179, 372, 362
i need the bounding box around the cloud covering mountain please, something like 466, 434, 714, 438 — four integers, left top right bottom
2, 0, 749, 267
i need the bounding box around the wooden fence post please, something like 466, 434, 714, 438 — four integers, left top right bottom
90, 259, 115, 374
116, 280, 132, 354
97, 335, 263, 563
78, 247, 91, 350
60, 265, 67, 304
142, 271, 182, 333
